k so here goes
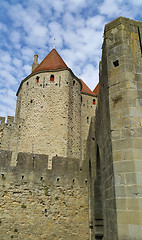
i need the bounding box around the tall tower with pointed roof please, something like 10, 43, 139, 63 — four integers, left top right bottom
15, 49, 82, 159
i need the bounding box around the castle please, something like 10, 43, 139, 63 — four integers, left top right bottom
0, 48, 97, 164
0, 16, 142, 240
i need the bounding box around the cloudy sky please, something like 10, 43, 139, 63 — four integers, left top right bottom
0, 0, 142, 117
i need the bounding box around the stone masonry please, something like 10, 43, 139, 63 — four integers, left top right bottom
0, 150, 89, 240
0, 48, 96, 239
1, 16, 142, 240
88, 17, 142, 240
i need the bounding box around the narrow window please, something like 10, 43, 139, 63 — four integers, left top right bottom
81, 96, 82, 102
59, 76, 61, 87
36, 76, 40, 83
138, 27, 142, 55
27, 82, 29, 85
93, 99, 96, 105
50, 75, 54, 81
113, 60, 119, 67
87, 116, 89, 123
73, 80, 75, 86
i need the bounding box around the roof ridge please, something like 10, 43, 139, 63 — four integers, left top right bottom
80, 79, 96, 96
93, 83, 99, 95
32, 49, 68, 73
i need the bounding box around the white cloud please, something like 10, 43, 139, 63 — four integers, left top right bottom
0, 51, 12, 63
23, 64, 31, 75
80, 64, 99, 90
129, 0, 142, 6
10, 31, 21, 44
0, 0, 142, 117
0, 22, 7, 31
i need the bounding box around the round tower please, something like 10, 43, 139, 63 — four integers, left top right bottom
15, 49, 82, 159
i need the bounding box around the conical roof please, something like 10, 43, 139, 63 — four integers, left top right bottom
80, 79, 96, 96
32, 49, 68, 73
93, 83, 99, 96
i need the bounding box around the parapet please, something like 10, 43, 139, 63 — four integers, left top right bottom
105, 16, 142, 33
0, 117, 5, 126
0, 151, 88, 186
7, 116, 15, 124
0, 116, 15, 126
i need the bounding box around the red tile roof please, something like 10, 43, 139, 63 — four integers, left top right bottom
32, 49, 68, 73
80, 79, 96, 96
93, 83, 99, 96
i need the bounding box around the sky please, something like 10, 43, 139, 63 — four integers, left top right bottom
0, 0, 142, 117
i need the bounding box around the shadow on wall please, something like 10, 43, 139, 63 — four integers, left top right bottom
94, 145, 104, 240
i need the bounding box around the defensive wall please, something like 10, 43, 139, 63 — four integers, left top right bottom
87, 17, 142, 240
0, 149, 89, 240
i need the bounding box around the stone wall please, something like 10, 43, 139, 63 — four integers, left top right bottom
0, 116, 18, 153
1, 69, 82, 160
81, 93, 97, 161
0, 150, 89, 240
92, 17, 142, 240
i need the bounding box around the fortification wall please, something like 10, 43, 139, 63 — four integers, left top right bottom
15, 69, 81, 159
67, 73, 82, 159
0, 116, 18, 152
0, 150, 89, 240
93, 17, 142, 240
81, 94, 97, 161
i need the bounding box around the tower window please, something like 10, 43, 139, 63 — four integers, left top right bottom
50, 75, 54, 81
87, 117, 89, 123
27, 82, 29, 85
36, 76, 40, 83
59, 76, 61, 87
93, 99, 96, 105
113, 60, 119, 67
73, 80, 75, 86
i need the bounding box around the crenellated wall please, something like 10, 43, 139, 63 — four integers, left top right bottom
0, 150, 89, 240
0, 116, 18, 152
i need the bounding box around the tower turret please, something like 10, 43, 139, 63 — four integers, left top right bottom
32, 54, 39, 72
15, 49, 82, 160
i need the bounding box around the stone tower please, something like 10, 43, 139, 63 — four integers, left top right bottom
88, 17, 142, 240
15, 49, 82, 159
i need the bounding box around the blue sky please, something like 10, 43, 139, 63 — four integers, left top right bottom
0, 0, 142, 117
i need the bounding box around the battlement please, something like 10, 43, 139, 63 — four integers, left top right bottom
0, 116, 15, 126
0, 150, 89, 240
7, 116, 15, 124
0, 150, 87, 186
0, 117, 5, 125
105, 16, 142, 32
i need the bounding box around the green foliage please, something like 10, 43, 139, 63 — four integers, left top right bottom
55, 196, 59, 200
14, 229, 18, 233
10, 236, 14, 239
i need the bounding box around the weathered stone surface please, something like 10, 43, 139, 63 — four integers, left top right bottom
0, 154, 89, 240
88, 17, 142, 240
